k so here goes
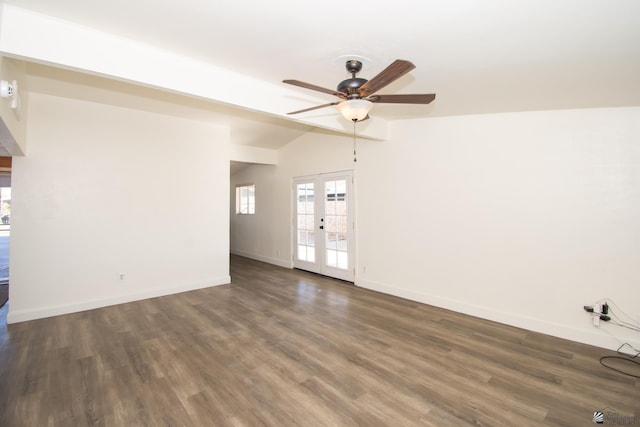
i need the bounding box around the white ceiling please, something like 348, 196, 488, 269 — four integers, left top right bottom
2, 0, 640, 152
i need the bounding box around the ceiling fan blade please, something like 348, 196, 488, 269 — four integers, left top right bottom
368, 94, 436, 104
287, 102, 340, 115
358, 60, 416, 96
283, 79, 346, 98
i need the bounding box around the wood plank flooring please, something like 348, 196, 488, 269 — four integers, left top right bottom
0, 255, 638, 426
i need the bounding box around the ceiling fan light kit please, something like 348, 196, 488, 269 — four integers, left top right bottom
337, 99, 373, 122
283, 59, 435, 121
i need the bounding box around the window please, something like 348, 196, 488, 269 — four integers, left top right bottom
235, 184, 255, 214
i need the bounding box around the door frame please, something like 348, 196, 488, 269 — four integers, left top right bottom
292, 170, 355, 282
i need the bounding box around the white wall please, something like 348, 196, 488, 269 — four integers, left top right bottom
231, 107, 640, 351
358, 107, 640, 351
8, 92, 231, 322
230, 144, 277, 165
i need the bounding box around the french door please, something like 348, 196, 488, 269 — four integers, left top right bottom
293, 171, 354, 282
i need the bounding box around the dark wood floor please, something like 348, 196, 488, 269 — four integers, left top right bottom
0, 256, 637, 426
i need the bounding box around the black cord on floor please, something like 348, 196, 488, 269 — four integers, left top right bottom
599, 344, 640, 379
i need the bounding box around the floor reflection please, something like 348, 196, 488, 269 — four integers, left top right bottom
296, 279, 349, 308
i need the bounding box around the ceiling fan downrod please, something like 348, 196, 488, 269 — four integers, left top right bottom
338, 60, 367, 99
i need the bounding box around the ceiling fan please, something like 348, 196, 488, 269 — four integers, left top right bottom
283, 59, 435, 121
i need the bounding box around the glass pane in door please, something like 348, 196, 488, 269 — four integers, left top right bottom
296, 183, 315, 262
324, 179, 348, 270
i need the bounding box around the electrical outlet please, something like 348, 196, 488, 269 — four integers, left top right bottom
119, 274, 125, 281
592, 315, 600, 327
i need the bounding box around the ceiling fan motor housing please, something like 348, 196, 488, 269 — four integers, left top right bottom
337, 77, 367, 97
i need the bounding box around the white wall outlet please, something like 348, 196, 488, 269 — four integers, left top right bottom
592, 315, 600, 327
119, 274, 125, 281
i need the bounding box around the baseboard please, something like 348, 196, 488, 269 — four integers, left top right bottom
230, 249, 292, 269
7, 275, 230, 324
356, 277, 640, 353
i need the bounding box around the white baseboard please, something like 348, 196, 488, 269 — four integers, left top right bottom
7, 275, 230, 324
230, 249, 292, 269
356, 277, 640, 353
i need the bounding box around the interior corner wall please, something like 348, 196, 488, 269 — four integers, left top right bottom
8, 92, 231, 323
356, 107, 640, 351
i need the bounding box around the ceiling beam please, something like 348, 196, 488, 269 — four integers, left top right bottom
0, 4, 388, 141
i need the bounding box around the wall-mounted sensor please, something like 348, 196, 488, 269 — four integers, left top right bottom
0, 80, 19, 110
0, 80, 14, 99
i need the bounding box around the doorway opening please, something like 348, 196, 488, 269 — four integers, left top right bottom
0, 163, 11, 312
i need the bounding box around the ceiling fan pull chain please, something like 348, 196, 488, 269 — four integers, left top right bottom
352, 119, 357, 163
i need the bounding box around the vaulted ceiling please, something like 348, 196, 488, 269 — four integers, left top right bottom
1, 0, 639, 150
